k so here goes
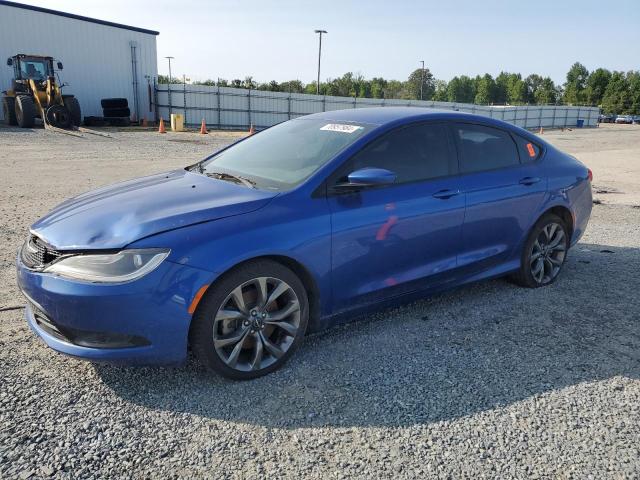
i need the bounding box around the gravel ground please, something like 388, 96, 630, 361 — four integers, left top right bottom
0, 124, 639, 479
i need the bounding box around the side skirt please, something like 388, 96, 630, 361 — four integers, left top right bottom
308, 259, 520, 333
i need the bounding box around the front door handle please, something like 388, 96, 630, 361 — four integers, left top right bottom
432, 189, 460, 199
519, 176, 541, 186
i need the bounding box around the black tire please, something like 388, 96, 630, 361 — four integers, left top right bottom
45, 105, 72, 129
102, 107, 130, 118
101, 98, 128, 109
190, 260, 309, 380
105, 117, 131, 127
512, 214, 569, 288
2, 96, 17, 125
15, 95, 36, 128
83, 116, 106, 127
63, 96, 81, 126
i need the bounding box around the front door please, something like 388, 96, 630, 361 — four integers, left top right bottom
327, 122, 465, 312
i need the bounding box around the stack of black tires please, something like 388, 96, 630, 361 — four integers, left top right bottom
85, 98, 131, 127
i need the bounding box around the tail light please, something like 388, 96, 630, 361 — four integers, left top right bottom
587, 168, 593, 182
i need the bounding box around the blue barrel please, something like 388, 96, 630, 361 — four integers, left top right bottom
576, 119, 584, 128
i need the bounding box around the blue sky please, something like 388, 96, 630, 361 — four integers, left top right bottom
18, 0, 640, 84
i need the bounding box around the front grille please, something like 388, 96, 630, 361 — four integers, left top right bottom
21, 235, 65, 269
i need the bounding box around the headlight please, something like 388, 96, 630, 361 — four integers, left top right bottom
44, 249, 170, 283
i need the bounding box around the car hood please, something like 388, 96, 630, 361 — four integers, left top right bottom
31, 169, 278, 250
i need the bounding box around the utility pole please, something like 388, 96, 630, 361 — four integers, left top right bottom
165, 56, 174, 116
165, 56, 174, 84
420, 60, 425, 101
314, 30, 327, 95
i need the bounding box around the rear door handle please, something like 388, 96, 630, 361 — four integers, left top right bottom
519, 176, 541, 186
432, 189, 460, 199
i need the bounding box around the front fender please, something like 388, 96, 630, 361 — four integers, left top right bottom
129, 193, 333, 317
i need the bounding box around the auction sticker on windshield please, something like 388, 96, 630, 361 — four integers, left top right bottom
320, 123, 364, 133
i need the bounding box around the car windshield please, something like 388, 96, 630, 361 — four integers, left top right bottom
194, 118, 373, 190
20, 58, 50, 80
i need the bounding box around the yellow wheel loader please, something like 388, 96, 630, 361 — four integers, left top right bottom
2, 54, 80, 129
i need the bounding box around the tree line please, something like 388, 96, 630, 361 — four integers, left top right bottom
158, 62, 640, 114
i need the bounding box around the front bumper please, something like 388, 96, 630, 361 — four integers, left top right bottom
16, 253, 213, 365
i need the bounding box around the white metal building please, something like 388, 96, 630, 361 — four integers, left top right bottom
0, 0, 158, 122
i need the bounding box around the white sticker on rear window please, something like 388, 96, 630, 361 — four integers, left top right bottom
320, 123, 363, 133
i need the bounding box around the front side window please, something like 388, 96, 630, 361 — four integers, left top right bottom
342, 123, 454, 184
454, 123, 519, 173
197, 119, 373, 190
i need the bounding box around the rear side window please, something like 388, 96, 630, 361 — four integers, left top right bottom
347, 123, 454, 183
512, 134, 542, 163
454, 123, 519, 173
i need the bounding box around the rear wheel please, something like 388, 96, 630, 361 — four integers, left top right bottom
512, 214, 569, 288
190, 260, 309, 380
63, 96, 81, 126
2, 96, 17, 125
15, 95, 36, 128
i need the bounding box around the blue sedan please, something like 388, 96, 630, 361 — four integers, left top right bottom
16, 108, 592, 379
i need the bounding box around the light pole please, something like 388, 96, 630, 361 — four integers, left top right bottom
165, 56, 174, 116
314, 29, 327, 95
420, 60, 425, 101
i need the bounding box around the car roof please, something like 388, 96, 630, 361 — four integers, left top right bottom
304, 107, 473, 125
301, 106, 541, 140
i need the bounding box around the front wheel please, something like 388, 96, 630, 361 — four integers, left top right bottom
190, 260, 309, 380
15, 95, 36, 128
513, 214, 569, 288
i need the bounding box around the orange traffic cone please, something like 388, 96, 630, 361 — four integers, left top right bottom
141, 116, 148, 128
158, 117, 166, 134
248, 123, 256, 135
200, 118, 208, 134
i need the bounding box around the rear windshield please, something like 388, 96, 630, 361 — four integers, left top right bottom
197, 119, 372, 190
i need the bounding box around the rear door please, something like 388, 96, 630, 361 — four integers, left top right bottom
452, 122, 547, 271
327, 122, 465, 311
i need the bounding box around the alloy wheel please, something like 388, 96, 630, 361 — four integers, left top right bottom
530, 222, 567, 284
212, 277, 301, 372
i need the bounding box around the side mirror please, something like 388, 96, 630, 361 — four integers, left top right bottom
335, 167, 397, 190
7, 58, 12, 66
57, 62, 63, 70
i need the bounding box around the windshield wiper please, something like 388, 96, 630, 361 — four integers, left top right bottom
205, 171, 256, 189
